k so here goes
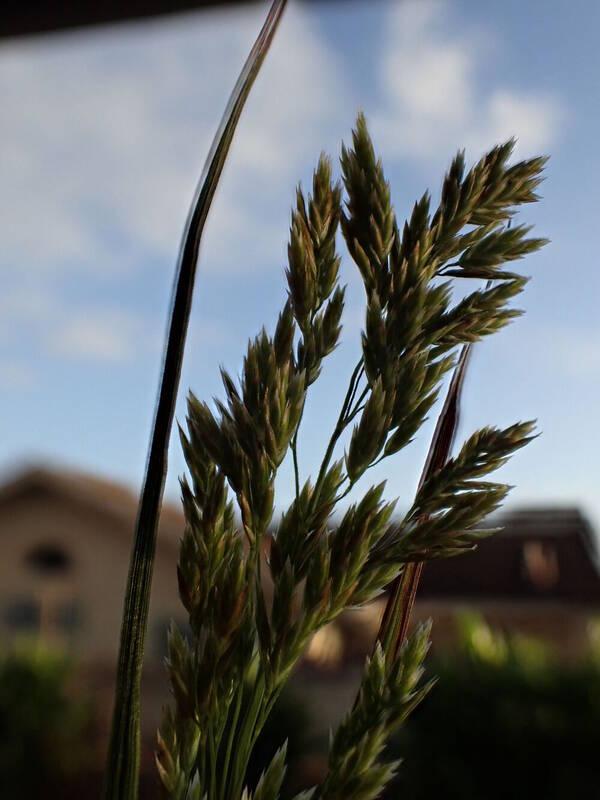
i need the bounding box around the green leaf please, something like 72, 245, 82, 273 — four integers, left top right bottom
101, 3, 288, 799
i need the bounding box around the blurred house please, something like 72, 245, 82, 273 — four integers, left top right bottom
0, 466, 185, 653
1, 466, 600, 748
0, 465, 185, 769
289, 509, 600, 733
418, 508, 600, 651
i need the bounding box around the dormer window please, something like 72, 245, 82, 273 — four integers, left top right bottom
522, 540, 559, 590
25, 543, 72, 575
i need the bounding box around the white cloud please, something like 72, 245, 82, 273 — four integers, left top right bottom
475, 90, 564, 155
0, 287, 154, 364
49, 310, 145, 362
0, 4, 347, 280
381, 7, 470, 124
372, 1, 563, 162
0, 3, 349, 373
0, 0, 566, 377
0, 289, 232, 367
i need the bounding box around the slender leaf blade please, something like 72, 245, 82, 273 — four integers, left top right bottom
101, 4, 287, 798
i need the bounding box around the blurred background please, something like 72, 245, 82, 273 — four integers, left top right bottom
1, 0, 600, 796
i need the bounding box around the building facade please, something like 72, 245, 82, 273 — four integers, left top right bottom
2, 466, 600, 763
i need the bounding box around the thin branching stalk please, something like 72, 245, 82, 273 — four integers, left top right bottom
101, 4, 287, 798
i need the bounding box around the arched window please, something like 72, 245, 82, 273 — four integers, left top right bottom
25, 543, 72, 575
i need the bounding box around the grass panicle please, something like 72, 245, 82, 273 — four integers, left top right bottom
156, 112, 547, 800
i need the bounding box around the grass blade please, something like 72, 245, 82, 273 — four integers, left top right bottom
101, 3, 287, 798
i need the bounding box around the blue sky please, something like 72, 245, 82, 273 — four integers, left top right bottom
1, 0, 599, 530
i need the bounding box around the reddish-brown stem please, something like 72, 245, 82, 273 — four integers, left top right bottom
374, 343, 472, 666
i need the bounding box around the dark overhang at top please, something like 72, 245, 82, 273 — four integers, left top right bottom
0, 0, 349, 40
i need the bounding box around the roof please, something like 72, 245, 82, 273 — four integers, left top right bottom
0, 465, 184, 549
418, 508, 600, 605
1, 468, 599, 605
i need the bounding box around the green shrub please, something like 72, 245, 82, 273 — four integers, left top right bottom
388, 615, 600, 798
0, 642, 95, 798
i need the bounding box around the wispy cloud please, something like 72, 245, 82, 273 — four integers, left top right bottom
0, 1, 566, 382
0, 288, 150, 364
0, 4, 348, 376
0, 5, 347, 280
372, 1, 564, 161
49, 309, 145, 362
